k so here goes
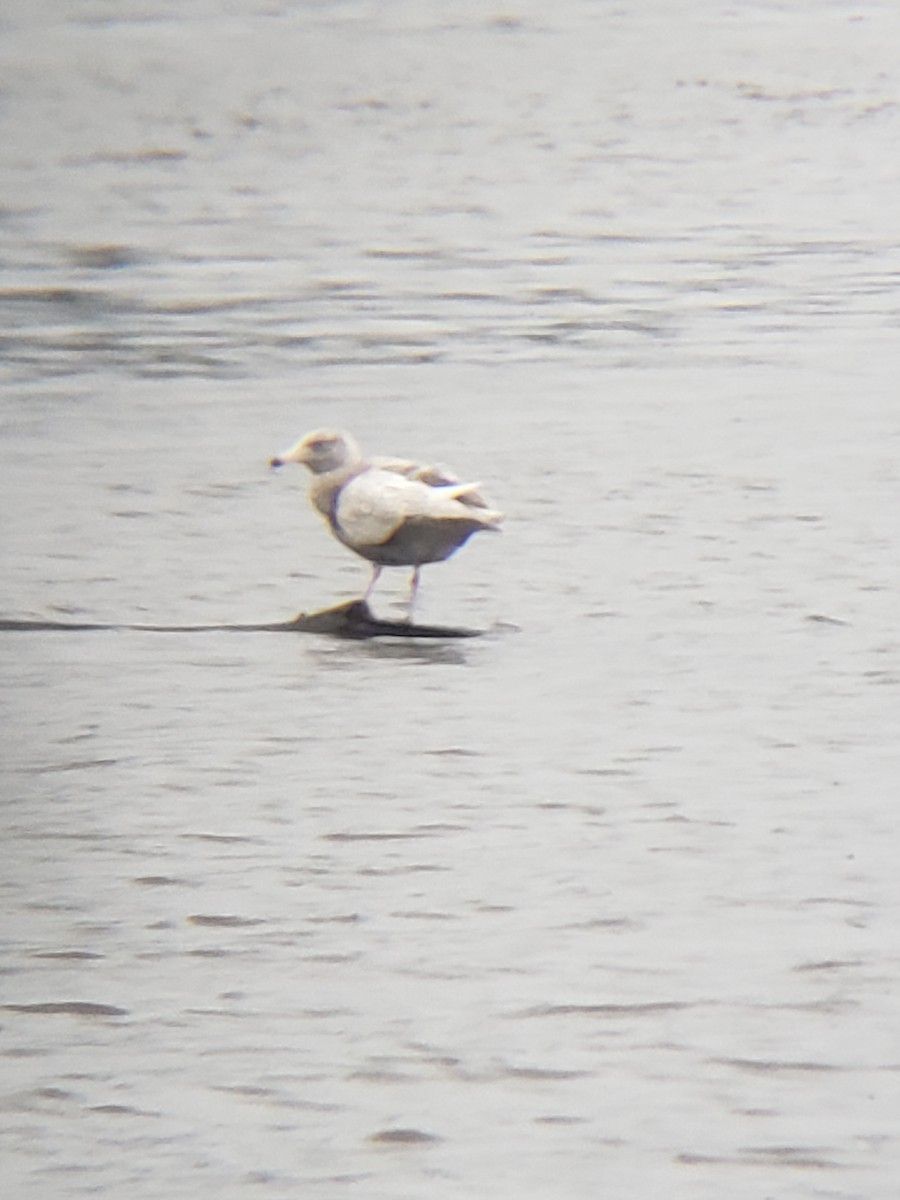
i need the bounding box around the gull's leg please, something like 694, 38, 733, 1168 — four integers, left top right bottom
407, 567, 421, 620
362, 564, 382, 604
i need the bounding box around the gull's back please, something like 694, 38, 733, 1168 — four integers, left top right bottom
332, 467, 500, 567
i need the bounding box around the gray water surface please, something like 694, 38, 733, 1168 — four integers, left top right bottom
3, 2, 900, 1197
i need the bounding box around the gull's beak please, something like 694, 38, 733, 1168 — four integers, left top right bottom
269, 439, 307, 470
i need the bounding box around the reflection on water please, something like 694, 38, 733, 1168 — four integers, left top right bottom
3, 2, 900, 1198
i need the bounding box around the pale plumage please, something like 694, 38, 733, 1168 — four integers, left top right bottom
269, 429, 502, 610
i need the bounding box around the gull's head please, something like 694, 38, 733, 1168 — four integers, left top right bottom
269, 429, 361, 475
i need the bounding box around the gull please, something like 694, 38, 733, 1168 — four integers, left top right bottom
269, 429, 502, 613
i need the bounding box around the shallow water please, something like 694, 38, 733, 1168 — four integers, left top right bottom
3, 2, 900, 1197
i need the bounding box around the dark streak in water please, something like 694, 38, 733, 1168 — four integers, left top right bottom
89, 1103, 155, 1116
187, 914, 267, 928
504, 1066, 591, 1081
521, 1001, 691, 1018
2, 1002, 127, 1017
180, 833, 262, 844
31, 951, 105, 961
26, 758, 119, 774
677, 1149, 838, 1169
133, 875, 193, 887
369, 1127, 441, 1145
712, 1056, 841, 1074
324, 830, 442, 842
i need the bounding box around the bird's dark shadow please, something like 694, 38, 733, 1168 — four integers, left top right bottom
277, 599, 481, 640
0, 600, 484, 642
